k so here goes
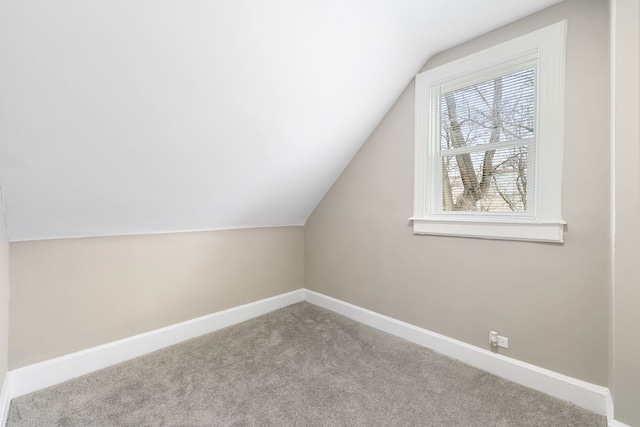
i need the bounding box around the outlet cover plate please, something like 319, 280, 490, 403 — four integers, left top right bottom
497, 335, 509, 348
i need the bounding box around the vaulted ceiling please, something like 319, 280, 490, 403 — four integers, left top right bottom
0, 0, 560, 241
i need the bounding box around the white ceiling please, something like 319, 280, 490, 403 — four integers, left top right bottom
0, 0, 560, 241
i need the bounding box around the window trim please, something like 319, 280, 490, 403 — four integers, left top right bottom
411, 21, 567, 243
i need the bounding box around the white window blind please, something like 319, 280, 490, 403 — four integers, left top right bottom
435, 62, 536, 215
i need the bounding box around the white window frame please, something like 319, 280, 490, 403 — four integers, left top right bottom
411, 21, 567, 243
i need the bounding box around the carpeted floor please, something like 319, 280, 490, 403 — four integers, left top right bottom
8, 303, 606, 426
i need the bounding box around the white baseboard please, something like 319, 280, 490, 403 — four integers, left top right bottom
8, 289, 304, 400
303, 289, 612, 419
0, 373, 11, 427
4, 288, 628, 426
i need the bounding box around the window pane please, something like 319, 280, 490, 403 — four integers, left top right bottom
442, 146, 528, 212
440, 68, 535, 151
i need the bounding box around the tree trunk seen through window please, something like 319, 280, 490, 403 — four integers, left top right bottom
440, 68, 534, 213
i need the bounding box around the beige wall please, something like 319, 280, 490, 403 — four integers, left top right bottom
0, 206, 9, 390
611, 0, 640, 424
305, 0, 610, 386
9, 226, 304, 369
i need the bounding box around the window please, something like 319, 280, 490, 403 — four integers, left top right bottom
412, 21, 566, 243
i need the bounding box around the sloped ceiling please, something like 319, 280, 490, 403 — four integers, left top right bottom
0, 0, 560, 241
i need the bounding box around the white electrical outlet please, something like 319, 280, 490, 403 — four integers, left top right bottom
497, 335, 508, 349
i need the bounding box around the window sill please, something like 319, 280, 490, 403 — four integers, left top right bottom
410, 217, 565, 243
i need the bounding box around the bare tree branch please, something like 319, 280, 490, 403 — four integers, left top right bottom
440, 69, 531, 212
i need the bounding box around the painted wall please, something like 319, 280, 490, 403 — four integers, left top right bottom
0, 202, 8, 390
9, 226, 304, 369
305, 0, 610, 386
611, 0, 640, 424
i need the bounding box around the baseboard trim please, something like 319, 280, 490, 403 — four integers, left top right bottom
0, 373, 11, 427
303, 289, 611, 419
5, 289, 627, 426
8, 289, 304, 399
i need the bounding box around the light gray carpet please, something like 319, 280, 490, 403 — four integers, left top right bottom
8, 303, 605, 426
